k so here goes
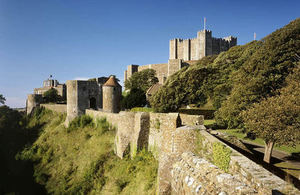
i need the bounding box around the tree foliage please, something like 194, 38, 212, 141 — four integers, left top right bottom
149, 56, 215, 112
121, 88, 147, 109
123, 69, 158, 109
241, 64, 300, 162
125, 69, 158, 93
150, 18, 300, 130
0, 94, 5, 105
216, 18, 300, 128
150, 41, 259, 113
43, 88, 61, 103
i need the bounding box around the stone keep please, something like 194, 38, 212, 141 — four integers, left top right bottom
124, 29, 237, 84
102, 75, 122, 113
169, 30, 237, 61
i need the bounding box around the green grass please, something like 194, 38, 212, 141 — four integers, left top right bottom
18, 108, 158, 194
204, 119, 216, 126
130, 107, 154, 113
216, 129, 300, 154
275, 162, 300, 179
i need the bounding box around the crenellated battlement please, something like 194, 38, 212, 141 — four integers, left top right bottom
124, 28, 237, 85
170, 29, 237, 61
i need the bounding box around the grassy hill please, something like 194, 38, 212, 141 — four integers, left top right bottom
18, 107, 158, 194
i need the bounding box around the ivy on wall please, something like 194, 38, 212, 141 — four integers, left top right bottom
212, 142, 231, 172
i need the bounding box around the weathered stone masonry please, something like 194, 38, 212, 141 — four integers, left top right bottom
86, 109, 299, 195
37, 106, 300, 194
124, 29, 237, 84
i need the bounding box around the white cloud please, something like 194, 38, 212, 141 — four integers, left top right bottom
5, 97, 26, 108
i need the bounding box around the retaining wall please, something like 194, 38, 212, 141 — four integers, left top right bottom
40, 104, 67, 113
85, 109, 299, 194
171, 130, 300, 194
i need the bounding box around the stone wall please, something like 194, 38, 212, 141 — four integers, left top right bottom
176, 131, 300, 195
26, 94, 43, 115
172, 152, 257, 194
86, 110, 204, 160
167, 59, 182, 77
84, 109, 299, 194
40, 104, 67, 113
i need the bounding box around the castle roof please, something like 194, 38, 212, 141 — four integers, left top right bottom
146, 83, 162, 96
103, 76, 120, 87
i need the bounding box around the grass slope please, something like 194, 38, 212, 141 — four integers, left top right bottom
19, 108, 157, 194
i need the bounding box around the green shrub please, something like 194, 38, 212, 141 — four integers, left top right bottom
212, 142, 231, 172
95, 118, 115, 135
43, 88, 61, 103
67, 115, 94, 132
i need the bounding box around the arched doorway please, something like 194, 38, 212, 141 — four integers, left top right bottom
89, 97, 97, 110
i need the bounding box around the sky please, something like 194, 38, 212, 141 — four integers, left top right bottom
0, 0, 299, 108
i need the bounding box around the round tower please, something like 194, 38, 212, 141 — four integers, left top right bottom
102, 75, 121, 113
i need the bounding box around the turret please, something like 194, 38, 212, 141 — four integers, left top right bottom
102, 76, 122, 113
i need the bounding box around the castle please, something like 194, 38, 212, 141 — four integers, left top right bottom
24, 28, 300, 194
26, 76, 122, 125
34, 76, 66, 100
124, 29, 237, 84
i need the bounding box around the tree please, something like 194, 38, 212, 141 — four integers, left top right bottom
241, 65, 300, 163
125, 69, 158, 93
0, 94, 5, 105
123, 69, 158, 109
216, 18, 300, 128
121, 88, 147, 109
43, 88, 60, 103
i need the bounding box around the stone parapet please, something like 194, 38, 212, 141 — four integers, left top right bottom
195, 130, 300, 194
40, 104, 67, 113
172, 152, 257, 194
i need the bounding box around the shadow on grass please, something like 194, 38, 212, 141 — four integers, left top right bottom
284, 152, 300, 161
0, 117, 47, 195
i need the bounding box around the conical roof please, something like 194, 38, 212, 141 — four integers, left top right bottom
103, 76, 120, 87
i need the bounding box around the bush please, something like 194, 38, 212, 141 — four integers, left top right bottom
121, 88, 147, 109
43, 88, 61, 103
68, 115, 94, 132
212, 142, 231, 172
95, 118, 114, 135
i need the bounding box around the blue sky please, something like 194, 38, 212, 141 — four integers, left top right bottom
0, 0, 299, 108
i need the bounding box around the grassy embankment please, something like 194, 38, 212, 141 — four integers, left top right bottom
18, 107, 158, 194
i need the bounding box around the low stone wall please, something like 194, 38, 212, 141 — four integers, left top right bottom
40, 104, 67, 113
179, 113, 204, 126
172, 152, 257, 194
187, 130, 300, 194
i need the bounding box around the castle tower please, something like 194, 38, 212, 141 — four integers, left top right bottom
197, 30, 213, 58
102, 75, 122, 113
169, 29, 236, 61
26, 94, 43, 115
65, 80, 101, 126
